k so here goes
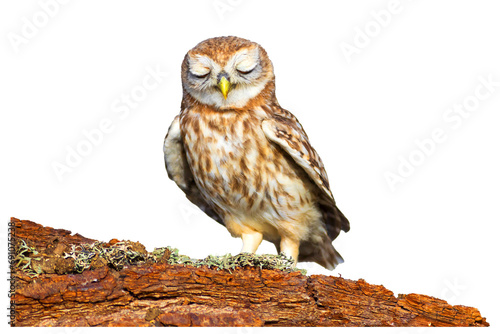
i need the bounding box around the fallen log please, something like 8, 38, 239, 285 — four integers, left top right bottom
9, 218, 489, 327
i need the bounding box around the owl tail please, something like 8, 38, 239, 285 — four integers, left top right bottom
298, 237, 344, 271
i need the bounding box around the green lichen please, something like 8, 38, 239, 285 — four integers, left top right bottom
64, 241, 153, 273
15, 238, 306, 276
15, 239, 42, 277
152, 247, 305, 274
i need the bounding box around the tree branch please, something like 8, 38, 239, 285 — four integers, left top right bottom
10, 218, 489, 327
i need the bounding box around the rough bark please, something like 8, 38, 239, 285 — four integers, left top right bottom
9, 218, 489, 327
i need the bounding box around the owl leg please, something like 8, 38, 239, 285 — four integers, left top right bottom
280, 237, 300, 265
240, 231, 263, 253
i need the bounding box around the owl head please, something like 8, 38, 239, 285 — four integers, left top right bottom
181, 36, 275, 110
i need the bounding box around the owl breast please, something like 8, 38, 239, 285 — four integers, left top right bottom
179, 107, 320, 240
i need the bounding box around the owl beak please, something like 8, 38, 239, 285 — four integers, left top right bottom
217, 75, 231, 100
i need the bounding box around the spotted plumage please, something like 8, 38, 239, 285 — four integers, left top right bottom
164, 36, 349, 269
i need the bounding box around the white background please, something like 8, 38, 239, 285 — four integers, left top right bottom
1, 0, 499, 331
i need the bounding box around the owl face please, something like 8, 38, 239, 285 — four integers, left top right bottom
181, 36, 274, 110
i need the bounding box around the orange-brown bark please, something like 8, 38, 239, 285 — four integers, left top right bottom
10, 218, 489, 327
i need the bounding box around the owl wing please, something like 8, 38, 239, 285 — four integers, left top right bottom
261, 113, 350, 240
164, 115, 224, 225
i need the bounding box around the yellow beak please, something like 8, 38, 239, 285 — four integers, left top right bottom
217, 76, 231, 100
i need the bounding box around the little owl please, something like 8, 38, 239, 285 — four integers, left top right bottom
164, 36, 349, 269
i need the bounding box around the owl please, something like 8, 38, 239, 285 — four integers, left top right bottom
164, 36, 350, 270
